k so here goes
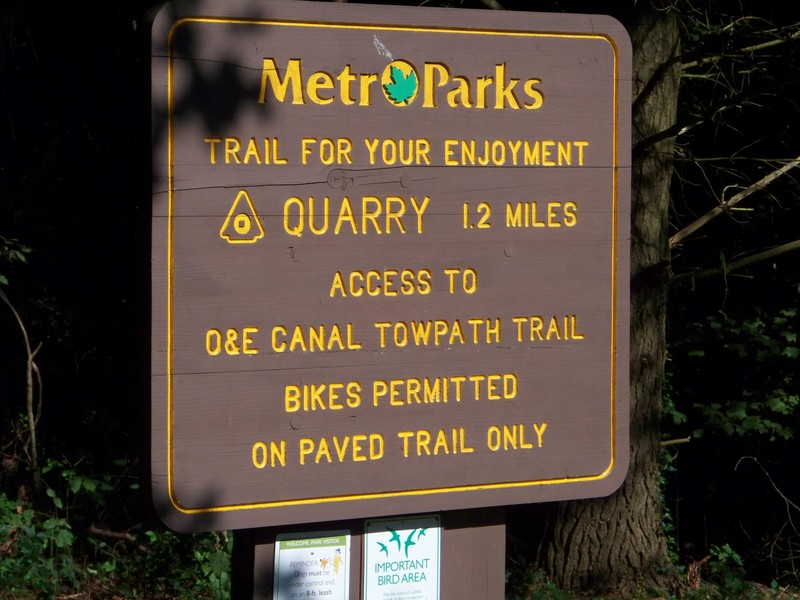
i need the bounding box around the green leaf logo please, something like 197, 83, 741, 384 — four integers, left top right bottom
381, 60, 419, 106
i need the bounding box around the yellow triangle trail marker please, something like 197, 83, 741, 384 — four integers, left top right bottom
220, 190, 264, 244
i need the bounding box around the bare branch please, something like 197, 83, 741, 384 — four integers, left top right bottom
635, 23, 800, 156
635, 71, 800, 158
0, 289, 40, 477
32, 353, 43, 426
660, 437, 691, 446
84, 524, 137, 543
736, 456, 800, 533
672, 239, 800, 285
682, 27, 800, 71
670, 156, 800, 248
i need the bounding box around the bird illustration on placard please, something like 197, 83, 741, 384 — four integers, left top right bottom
387, 528, 401, 551
377, 541, 389, 556
404, 529, 417, 558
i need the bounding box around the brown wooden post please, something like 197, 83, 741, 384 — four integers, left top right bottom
439, 509, 506, 600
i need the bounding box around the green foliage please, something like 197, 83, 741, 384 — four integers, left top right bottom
126, 528, 232, 599
707, 543, 748, 593
506, 568, 574, 600
670, 304, 800, 441
41, 458, 114, 514
0, 492, 80, 599
660, 450, 682, 568
0, 456, 231, 599
677, 544, 775, 600
0, 235, 32, 286
663, 375, 688, 427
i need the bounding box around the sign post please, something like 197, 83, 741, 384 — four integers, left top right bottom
151, 0, 631, 596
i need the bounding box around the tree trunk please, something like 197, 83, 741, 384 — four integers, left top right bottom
541, 2, 680, 595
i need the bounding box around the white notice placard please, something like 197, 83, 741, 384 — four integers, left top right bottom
273, 531, 350, 600
364, 515, 441, 600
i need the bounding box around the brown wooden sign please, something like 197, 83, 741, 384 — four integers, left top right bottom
151, 0, 632, 532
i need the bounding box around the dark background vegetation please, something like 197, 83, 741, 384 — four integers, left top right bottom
2, 0, 800, 597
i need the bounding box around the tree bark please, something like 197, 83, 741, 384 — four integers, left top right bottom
541, 2, 680, 595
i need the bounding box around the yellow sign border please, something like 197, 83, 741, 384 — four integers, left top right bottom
165, 17, 623, 516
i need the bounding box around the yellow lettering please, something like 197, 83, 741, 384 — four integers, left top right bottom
410, 196, 429, 233
270, 324, 361, 353
352, 434, 367, 461
416, 430, 432, 456
307, 71, 335, 105
329, 271, 346, 298
523, 78, 544, 109
335, 197, 357, 234
272, 326, 287, 351
285, 385, 300, 412
205, 329, 222, 355
299, 438, 314, 465
258, 59, 544, 112
259, 58, 304, 104
564, 201, 578, 226
225, 138, 241, 164
362, 196, 383, 234
433, 429, 450, 455
475, 75, 493, 109
386, 197, 406, 233
243, 137, 261, 164
446, 76, 472, 108
494, 63, 520, 109
397, 431, 414, 457
337, 65, 356, 105
423, 63, 449, 108
204, 137, 221, 164
542, 140, 556, 166
364, 138, 380, 165
242, 327, 259, 355
252, 440, 286, 468
546, 316, 561, 340
358, 72, 379, 106
444, 139, 458, 166
534, 422, 547, 447
315, 438, 332, 463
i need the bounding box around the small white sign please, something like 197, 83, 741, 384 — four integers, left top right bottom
273, 531, 350, 600
364, 515, 441, 600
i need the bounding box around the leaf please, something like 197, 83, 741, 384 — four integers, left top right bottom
48, 491, 64, 509
383, 65, 417, 105
54, 527, 74, 549
765, 397, 787, 414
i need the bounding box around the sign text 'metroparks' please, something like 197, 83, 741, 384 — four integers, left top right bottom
258, 58, 546, 109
